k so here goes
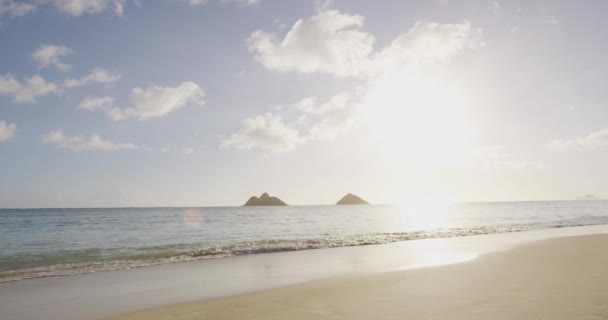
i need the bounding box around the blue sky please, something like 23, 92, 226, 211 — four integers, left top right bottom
1, 0, 608, 207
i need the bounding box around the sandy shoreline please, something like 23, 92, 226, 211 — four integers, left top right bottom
109, 234, 608, 320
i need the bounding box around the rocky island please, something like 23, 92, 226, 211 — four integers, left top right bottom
336, 193, 369, 205
244, 192, 287, 206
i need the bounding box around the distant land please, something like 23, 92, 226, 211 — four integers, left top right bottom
244, 192, 287, 206
576, 194, 599, 201
336, 193, 369, 205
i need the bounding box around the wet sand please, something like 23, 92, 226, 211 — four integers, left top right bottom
109, 234, 608, 320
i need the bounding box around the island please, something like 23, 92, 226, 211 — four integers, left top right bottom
244, 192, 287, 206
336, 193, 369, 205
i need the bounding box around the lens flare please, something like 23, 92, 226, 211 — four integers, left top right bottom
182, 209, 203, 229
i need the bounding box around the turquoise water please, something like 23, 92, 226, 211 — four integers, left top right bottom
2, 201, 608, 282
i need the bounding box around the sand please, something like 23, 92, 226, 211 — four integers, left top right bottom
108, 234, 608, 320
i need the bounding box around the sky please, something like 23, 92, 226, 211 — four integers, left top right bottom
1, 0, 608, 208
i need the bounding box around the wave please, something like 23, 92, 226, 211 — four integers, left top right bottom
0, 222, 595, 283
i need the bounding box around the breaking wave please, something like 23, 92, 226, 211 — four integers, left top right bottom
0, 221, 593, 283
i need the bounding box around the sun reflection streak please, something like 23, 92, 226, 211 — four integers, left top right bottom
408, 238, 478, 268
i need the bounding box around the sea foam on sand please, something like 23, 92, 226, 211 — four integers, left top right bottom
110, 233, 608, 320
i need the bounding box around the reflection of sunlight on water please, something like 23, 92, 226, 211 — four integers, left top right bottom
182, 209, 203, 229
408, 238, 478, 268
397, 193, 453, 230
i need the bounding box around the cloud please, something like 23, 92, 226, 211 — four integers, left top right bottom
223, 93, 357, 153
221, 113, 303, 152
63, 68, 121, 88
374, 20, 482, 72
41, 129, 140, 151
0, 73, 58, 103
107, 81, 204, 121
12, 75, 57, 103
0, 0, 36, 17
179, 0, 260, 6
221, 0, 261, 5
78, 96, 115, 111
248, 10, 482, 78
546, 128, 608, 150
295, 92, 359, 140
180, 0, 206, 5
247, 10, 375, 77
50, 0, 124, 16
237, 11, 483, 155
3, 0, 257, 18
0, 73, 20, 94
182, 148, 195, 155
0, 120, 16, 143
31, 45, 72, 71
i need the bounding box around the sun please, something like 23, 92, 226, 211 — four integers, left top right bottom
361, 68, 478, 167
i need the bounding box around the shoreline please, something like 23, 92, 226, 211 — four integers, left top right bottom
2, 224, 608, 320
2, 222, 603, 284
109, 233, 608, 320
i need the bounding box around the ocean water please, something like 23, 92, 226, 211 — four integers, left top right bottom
1, 201, 608, 282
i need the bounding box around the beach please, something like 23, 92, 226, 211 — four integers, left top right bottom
2, 225, 608, 320
110, 233, 608, 320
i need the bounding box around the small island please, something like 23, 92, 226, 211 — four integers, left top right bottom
244, 192, 287, 206
336, 193, 369, 205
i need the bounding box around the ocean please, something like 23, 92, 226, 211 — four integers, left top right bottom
2, 200, 608, 282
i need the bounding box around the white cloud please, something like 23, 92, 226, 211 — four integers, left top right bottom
0, 73, 21, 95
247, 10, 375, 77
223, 93, 357, 153
31, 45, 72, 71
78, 96, 114, 111
238, 11, 484, 154
0, 0, 36, 17
180, 0, 206, 5
221, 0, 261, 5
50, 0, 124, 16
1, 0, 123, 17
41, 129, 140, 151
0, 120, 16, 143
0, 73, 58, 104
179, 0, 260, 6
294, 92, 359, 140
221, 113, 303, 152
63, 68, 121, 88
374, 20, 483, 72
546, 128, 608, 150
13, 75, 57, 103
248, 10, 482, 78
107, 81, 204, 121
182, 148, 195, 155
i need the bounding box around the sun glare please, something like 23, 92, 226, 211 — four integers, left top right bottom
397, 193, 453, 230
362, 69, 478, 167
